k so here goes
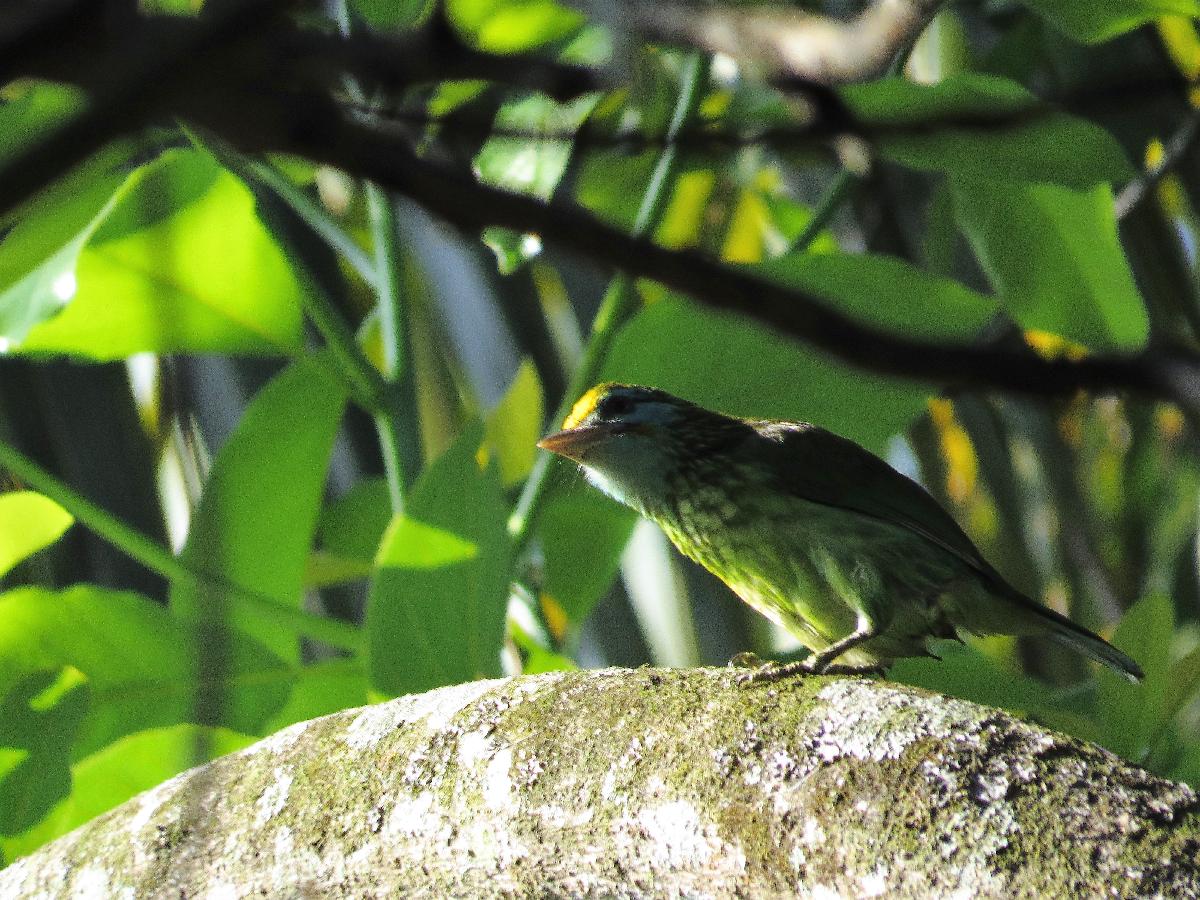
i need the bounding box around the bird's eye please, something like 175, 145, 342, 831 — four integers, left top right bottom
598, 394, 633, 419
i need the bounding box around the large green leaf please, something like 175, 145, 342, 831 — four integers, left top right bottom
891, 641, 1064, 715
367, 425, 512, 695
952, 178, 1149, 351
1, 724, 256, 862
172, 355, 348, 661
843, 75, 1132, 188
0, 492, 73, 578
538, 484, 636, 625
1096, 594, 1173, 761
262, 659, 370, 732
484, 359, 545, 487
1019, 0, 1200, 44
0, 586, 287, 759
0, 668, 89, 838
9, 148, 304, 358
603, 253, 997, 451
312, 478, 394, 586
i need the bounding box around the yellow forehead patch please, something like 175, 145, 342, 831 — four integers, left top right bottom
562, 384, 608, 430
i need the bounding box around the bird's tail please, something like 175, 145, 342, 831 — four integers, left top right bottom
1005, 586, 1143, 682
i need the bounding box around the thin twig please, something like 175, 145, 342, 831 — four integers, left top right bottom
1115, 110, 1200, 219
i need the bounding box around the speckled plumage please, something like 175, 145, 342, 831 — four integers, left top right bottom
538, 384, 1142, 680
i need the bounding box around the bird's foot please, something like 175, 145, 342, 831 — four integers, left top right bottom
736, 657, 887, 684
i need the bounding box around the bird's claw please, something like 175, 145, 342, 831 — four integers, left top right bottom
735, 659, 811, 684
727, 651, 765, 669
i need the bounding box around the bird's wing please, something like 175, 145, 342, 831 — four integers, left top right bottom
753, 421, 997, 579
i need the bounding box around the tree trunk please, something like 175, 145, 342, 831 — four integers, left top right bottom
3, 668, 1198, 898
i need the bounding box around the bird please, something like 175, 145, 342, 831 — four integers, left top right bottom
536, 382, 1143, 683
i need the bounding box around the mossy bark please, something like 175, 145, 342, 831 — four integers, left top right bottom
3, 668, 1198, 898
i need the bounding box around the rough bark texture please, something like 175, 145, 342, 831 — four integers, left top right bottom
3, 667, 1199, 898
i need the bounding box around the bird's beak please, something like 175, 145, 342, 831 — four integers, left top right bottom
537, 424, 618, 462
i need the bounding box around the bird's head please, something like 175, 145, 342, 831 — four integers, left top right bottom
537, 383, 734, 514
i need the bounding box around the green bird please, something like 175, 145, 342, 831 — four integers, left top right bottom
537, 383, 1142, 682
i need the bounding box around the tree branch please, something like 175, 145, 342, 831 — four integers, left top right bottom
628, 0, 943, 84
264, 102, 1200, 413
3, 669, 1196, 896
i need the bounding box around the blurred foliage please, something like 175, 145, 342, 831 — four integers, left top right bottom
2, 0, 1200, 865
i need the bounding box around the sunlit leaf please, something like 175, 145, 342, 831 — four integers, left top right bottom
1, 724, 255, 861
952, 178, 1148, 351
367, 425, 512, 695
484, 359, 544, 486
172, 354, 348, 661
474, 93, 600, 201
0, 492, 73, 578
11, 148, 304, 358
447, 0, 584, 51
376, 517, 479, 568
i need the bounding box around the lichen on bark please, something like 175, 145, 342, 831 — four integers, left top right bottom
2, 668, 1198, 898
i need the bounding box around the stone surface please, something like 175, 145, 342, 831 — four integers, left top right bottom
3, 668, 1198, 898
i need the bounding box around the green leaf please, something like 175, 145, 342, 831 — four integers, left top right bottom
351, 0, 432, 29
367, 425, 513, 695
1020, 0, 1200, 43
312, 478, 393, 586
1164, 645, 1200, 730
843, 75, 1132, 188
0, 586, 288, 758
172, 355, 348, 661
447, 0, 584, 52
1096, 594, 1174, 761
511, 624, 578, 674
0, 668, 89, 837
376, 517, 479, 568
952, 178, 1149, 351
262, 659, 370, 733
474, 93, 600, 201
538, 486, 636, 625
320, 478, 393, 563
10, 147, 304, 359
0, 171, 125, 346
604, 253, 996, 452
891, 641, 1064, 715
484, 359, 545, 487
0, 83, 85, 167
0, 491, 73, 578
1, 724, 256, 861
